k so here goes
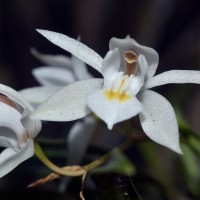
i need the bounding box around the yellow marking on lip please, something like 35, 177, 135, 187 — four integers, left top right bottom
103, 77, 132, 102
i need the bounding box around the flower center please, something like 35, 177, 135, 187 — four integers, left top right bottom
103, 76, 132, 102
123, 49, 138, 75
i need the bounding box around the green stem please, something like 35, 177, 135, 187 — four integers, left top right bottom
35, 142, 85, 176
84, 140, 132, 171
34, 133, 149, 177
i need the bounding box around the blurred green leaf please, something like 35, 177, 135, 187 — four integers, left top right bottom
181, 143, 199, 180
188, 135, 200, 154
180, 143, 200, 196
176, 106, 200, 154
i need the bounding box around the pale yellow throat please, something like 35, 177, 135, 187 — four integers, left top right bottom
103, 77, 131, 102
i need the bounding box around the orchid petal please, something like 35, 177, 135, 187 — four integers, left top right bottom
0, 84, 33, 112
19, 86, 62, 106
0, 139, 34, 178
139, 90, 182, 154
109, 37, 159, 79
21, 111, 42, 138
138, 54, 148, 78
145, 70, 200, 89
31, 48, 73, 69
36, 29, 103, 73
87, 89, 143, 129
32, 67, 76, 86
30, 78, 103, 121
102, 48, 121, 78
71, 55, 93, 80
0, 102, 26, 149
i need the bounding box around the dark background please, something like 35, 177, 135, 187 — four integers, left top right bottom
0, 0, 200, 199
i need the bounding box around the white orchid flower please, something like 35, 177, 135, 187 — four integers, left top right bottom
31, 30, 200, 154
0, 83, 41, 178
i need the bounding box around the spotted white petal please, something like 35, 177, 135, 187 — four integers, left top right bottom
32, 67, 76, 86
145, 70, 200, 89
0, 139, 34, 178
0, 102, 26, 149
19, 86, 62, 106
36, 29, 103, 73
30, 78, 103, 121
87, 89, 143, 130
0, 84, 33, 112
31, 48, 73, 69
71, 55, 93, 80
109, 37, 159, 79
139, 90, 182, 154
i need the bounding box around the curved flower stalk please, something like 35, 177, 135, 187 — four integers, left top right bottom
31, 29, 200, 154
0, 83, 41, 178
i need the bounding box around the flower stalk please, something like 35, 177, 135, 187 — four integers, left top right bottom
33, 131, 149, 186
34, 142, 85, 176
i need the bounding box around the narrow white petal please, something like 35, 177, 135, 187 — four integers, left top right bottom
0, 102, 27, 149
30, 78, 103, 121
71, 55, 93, 80
0, 84, 33, 112
0, 139, 34, 178
36, 29, 103, 73
19, 86, 62, 106
32, 67, 76, 86
138, 55, 148, 78
145, 70, 200, 89
139, 90, 182, 154
31, 48, 73, 68
87, 89, 143, 130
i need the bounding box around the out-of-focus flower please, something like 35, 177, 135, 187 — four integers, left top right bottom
20, 47, 92, 106
59, 116, 96, 192
31, 30, 200, 153
0, 83, 41, 178
20, 48, 97, 191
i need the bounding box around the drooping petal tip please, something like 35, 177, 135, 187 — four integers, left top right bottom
139, 90, 182, 154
